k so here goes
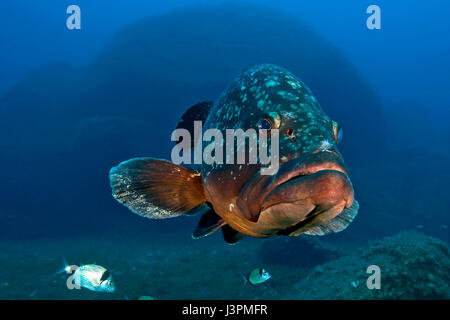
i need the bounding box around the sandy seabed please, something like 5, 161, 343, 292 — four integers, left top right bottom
0, 230, 448, 300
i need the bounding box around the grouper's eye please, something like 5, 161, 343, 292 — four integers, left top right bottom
257, 112, 281, 131
257, 118, 272, 130
332, 121, 343, 144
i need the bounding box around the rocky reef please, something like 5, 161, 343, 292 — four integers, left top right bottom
284, 231, 450, 299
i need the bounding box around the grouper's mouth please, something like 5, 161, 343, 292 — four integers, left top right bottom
237, 151, 355, 234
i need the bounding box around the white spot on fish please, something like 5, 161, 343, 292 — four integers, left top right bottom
318, 139, 333, 150
287, 80, 301, 89
284, 111, 296, 119
266, 80, 278, 87
229, 203, 234, 212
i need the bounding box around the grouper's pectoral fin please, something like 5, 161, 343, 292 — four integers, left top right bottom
303, 199, 359, 236
192, 209, 226, 239
109, 158, 208, 219
183, 203, 211, 216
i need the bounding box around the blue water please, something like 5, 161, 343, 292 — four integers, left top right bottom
0, 1, 448, 299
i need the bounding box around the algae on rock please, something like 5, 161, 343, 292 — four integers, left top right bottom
285, 231, 450, 299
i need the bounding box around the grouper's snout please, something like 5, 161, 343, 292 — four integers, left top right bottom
254, 151, 356, 236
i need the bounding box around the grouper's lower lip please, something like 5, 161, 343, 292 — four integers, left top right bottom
238, 151, 353, 222
260, 168, 353, 212
257, 168, 354, 235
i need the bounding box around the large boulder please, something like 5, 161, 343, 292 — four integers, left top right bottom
284, 231, 450, 299
89, 3, 384, 153
0, 3, 384, 237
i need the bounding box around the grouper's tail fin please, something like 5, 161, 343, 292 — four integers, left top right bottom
109, 158, 208, 219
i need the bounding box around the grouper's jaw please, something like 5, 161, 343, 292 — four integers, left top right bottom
238, 151, 355, 236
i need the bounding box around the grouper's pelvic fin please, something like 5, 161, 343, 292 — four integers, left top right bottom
192, 209, 245, 245
221, 225, 244, 245
192, 209, 226, 239
109, 158, 208, 219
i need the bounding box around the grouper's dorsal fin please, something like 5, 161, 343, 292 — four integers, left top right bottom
303, 200, 360, 236
176, 101, 213, 147
192, 209, 226, 239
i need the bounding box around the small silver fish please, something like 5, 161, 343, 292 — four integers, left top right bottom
61, 259, 115, 293
245, 268, 271, 285
72, 264, 115, 293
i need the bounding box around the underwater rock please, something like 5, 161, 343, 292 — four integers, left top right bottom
284, 231, 450, 299
0, 3, 384, 236
91, 2, 384, 153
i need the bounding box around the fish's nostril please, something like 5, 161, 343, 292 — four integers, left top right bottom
285, 128, 296, 141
